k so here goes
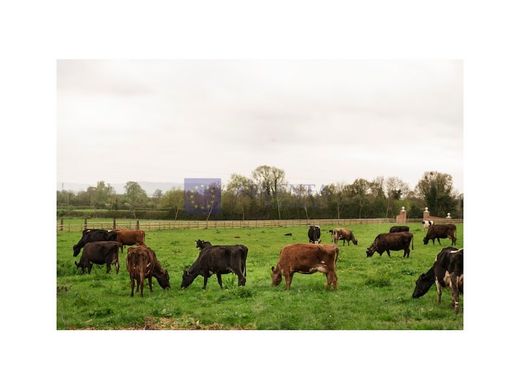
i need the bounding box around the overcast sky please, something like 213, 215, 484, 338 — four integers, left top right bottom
57, 60, 463, 192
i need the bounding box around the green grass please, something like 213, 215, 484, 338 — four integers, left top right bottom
57, 223, 463, 330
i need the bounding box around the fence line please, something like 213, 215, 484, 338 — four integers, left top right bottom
56, 218, 463, 232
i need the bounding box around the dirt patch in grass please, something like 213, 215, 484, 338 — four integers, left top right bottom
142, 317, 255, 330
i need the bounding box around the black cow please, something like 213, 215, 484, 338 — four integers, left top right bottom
412, 247, 464, 313
423, 224, 457, 245
181, 244, 248, 289
308, 225, 321, 244
195, 239, 212, 250
75, 241, 122, 274
389, 225, 410, 233
73, 229, 118, 257
366, 232, 414, 258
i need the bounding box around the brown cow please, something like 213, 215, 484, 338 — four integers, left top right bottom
271, 244, 339, 290
329, 228, 358, 246
115, 229, 145, 252
366, 232, 414, 258
423, 224, 457, 245
126, 245, 170, 297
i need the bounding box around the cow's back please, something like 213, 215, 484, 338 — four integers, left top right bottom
278, 244, 337, 271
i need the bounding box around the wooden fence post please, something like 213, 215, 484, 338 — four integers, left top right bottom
136, 219, 140, 230
113, 217, 116, 230
60, 218, 63, 231
84, 218, 88, 230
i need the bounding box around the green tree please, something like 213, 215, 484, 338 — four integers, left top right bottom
226, 174, 257, 220
159, 189, 184, 220
347, 178, 370, 218
124, 181, 148, 217
384, 177, 410, 217
415, 171, 457, 216
252, 165, 287, 219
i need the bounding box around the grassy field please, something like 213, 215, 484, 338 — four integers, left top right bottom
56, 222, 463, 330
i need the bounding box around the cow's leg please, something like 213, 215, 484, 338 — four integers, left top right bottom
130, 277, 135, 297
203, 276, 208, 289
387, 249, 391, 257
106, 262, 111, 273
450, 274, 460, 313
435, 279, 442, 304
216, 273, 223, 288
139, 273, 144, 297
236, 270, 246, 286
88, 263, 92, 274
115, 259, 120, 274
326, 271, 337, 289
148, 276, 153, 292
437, 238, 441, 245
284, 272, 293, 289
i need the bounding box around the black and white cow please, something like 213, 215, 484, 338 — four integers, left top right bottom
307, 225, 321, 244
412, 247, 464, 313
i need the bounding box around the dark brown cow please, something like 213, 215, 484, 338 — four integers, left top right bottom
75, 241, 122, 274
115, 229, 145, 252
73, 229, 118, 257
366, 232, 414, 258
271, 244, 339, 289
329, 228, 358, 246
423, 224, 457, 245
389, 225, 409, 233
126, 245, 170, 297
412, 247, 463, 313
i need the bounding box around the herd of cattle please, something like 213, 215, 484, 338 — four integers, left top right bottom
69, 221, 463, 312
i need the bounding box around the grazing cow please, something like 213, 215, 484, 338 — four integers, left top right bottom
366, 232, 414, 258
422, 220, 434, 229
126, 245, 170, 297
389, 225, 410, 233
195, 239, 212, 250
73, 229, 118, 257
74, 241, 122, 274
423, 224, 457, 245
181, 244, 248, 289
115, 229, 145, 252
271, 244, 339, 289
412, 247, 463, 313
328, 228, 358, 246
308, 225, 321, 244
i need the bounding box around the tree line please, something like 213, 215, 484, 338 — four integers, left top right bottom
57, 166, 463, 220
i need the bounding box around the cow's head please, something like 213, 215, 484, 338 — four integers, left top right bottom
181, 268, 197, 288
195, 239, 211, 250
353, 238, 359, 245
73, 230, 92, 256
271, 265, 282, 286
74, 260, 85, 274
423, 237, 429, 245
72, 244, 81, 257
155, 269, 170, 289
366, 245, 376, 257
412, 272, 434, 298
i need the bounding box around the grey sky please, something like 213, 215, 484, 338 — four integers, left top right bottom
57, 60, 463, 193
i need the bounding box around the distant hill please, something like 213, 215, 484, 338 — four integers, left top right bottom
57, 182, 183, 195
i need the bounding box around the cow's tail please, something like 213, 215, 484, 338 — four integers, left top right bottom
411, 235, 414, 250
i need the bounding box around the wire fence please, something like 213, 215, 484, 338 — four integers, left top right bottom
56, 217, 463, 232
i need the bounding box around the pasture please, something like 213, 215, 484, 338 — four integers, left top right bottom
56, 222, 463, 330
